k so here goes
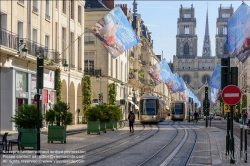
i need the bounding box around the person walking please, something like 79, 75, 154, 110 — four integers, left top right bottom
243, 111, 248, 125
128, 111, 135, 133
194, 112, 199, 123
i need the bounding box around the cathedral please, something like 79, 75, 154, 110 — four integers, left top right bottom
173, 4, 236, 111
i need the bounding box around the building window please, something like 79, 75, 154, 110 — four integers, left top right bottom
182, 74, 191, 84
45, 0, 50, 20
184, 42, 189, 55
17, 21, 23, 39
18, 0, 24, 4
184, 25, 189, 35
224, 43, 229, 54
84, 29, 95, 44
202, 75, 210, 84
62, 0, 66, 14
62, 27, 66, 60
1, 13, 7, 30
78, 37, 82, 69
71, 32, 75, 67
78, 5, 81, 24
33, 29, 37, 43
71, 0, 74, 20
84, 52, 94, 75
33, 0, 38, 13
45, 35, 49, 49
223, 25, 227, 35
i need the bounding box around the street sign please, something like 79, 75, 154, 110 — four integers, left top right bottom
224, 104, 230, 113
221, 85, 242, 105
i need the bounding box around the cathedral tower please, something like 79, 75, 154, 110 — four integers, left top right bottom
215, 4, 234, 58
176, 4, 198, 58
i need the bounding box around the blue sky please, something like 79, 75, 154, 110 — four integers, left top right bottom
115, 1, 245, 62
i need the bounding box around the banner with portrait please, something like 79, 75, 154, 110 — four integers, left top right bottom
165, 73, 187, 94
226, 3, 250, 63
147, 59, 173, 85
90, 6, 140, 58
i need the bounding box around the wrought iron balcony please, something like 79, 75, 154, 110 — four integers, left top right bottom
84, 69, 101, 76
0, 29, 19, 50
18, 38, 59, 63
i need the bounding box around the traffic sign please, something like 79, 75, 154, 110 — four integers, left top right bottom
224, 104, 230, 113
221, 85, 242, 105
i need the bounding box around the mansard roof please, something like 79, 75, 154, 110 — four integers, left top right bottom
85, 0, 110, 11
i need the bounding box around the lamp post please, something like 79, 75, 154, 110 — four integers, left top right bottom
36, 50, 44, 155
77, 108, 80, 124
132, 87, 136, 113
96, 75, 102, 104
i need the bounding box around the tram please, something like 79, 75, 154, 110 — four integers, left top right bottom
139, 95, 167, 123
170, 100, 187, 121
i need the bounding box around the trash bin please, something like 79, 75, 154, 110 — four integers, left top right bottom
239, 119, 242, 124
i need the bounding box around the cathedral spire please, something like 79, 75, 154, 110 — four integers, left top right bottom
202, 6, 212, 57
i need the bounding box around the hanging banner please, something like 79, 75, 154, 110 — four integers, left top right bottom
208, 64, 221, 89
90, 6, 140, 58
226, 3, 250, 63
165, 73, 187, 94
147, 59, 173, 85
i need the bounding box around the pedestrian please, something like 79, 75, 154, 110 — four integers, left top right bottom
128, 111, 135, 133
243, 111, 248, 125
194, 112, 198, 123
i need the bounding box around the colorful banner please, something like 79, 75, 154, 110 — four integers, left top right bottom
208, 63, 221, 89
147, 59, 173, 85
165, 73, 187, 94
90, 6, 140, 58
226, 3, 250, 63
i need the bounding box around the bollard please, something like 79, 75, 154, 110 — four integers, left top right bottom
240, 124, 243, 158
245, 125, 247, 163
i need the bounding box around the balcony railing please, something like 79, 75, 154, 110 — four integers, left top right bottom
129, 73, 136, 79
19, 38, 59, 63
0, 29, 19, 50
84, 69, 102, 76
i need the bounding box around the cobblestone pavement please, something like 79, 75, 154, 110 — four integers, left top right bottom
0, 120, 250, 166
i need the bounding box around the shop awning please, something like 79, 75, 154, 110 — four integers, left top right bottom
129, 101, 139, 109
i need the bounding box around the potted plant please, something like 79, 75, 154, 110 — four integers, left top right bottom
99, 104, 112, 132
84, 105, 102, 134
45, 101, 73, 143
108, 105, 123, 130
11, 104, 43, 150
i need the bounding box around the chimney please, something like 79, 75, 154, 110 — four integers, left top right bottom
116, 4, 128, 16
102, 0, 115, 10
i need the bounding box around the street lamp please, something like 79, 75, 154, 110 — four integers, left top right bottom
96, 75, 100, 82
63, 60, 69, 71
18, 40, 28, 58
132, 87, 136, 113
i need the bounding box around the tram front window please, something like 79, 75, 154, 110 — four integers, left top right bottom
141, 99, 157, 115
171, 103, 183, 115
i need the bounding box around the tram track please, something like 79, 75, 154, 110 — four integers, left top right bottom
79, 124, 160, 166
159, 125, 198, 166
